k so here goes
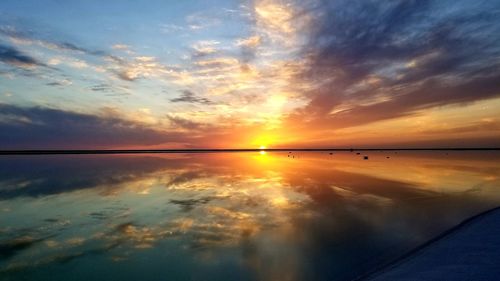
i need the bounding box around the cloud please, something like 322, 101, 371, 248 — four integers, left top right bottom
191, 40, 219, 58
56, 42, 106, 56
0, 26, 108, 58
112, 55, 179, 82
0, 44, 46, 69
289, 73, 500, 130
236, 36, 262, 49
288, 0, 500, 130
1, 25, 128, 77
255, 1, 295, 34
159, 23, 185, 34
186, 11, 222, 30
421, 118, 500, 135
236, 35, 262, 63
111, 44, 131, 50
89, 83, 114, 92
169, 90, 213, 105
0, 236, 48, 259
45, 79, 72, 87
170, 196, 216, 212
0, 155, 176, 199
116, 69, 139, 81
194, 57, 239, 69
0, 104, 186, 149
166, 114, 206, 130
253, 0, 309, 48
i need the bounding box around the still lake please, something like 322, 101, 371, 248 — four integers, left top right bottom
1, 151, 499, 281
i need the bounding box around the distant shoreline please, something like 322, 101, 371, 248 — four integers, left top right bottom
0, 148, 499, 155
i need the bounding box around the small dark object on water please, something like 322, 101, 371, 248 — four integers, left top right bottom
329, 152, 333, 155
356, 152, 360, 155
363, 156, 368, 160
386, 156, 390, 159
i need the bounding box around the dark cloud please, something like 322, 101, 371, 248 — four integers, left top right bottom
0, 155, 176, 199
89, 83, 113, 92
0, 44, 46, 68
290, 73, 500, 130
57, 42, 106, 56
360, 135, 500, 149
0, 26, 109, 58
170, 196, 217, 212
116, 70, 138, 81
191, 48, 217, 58
0, 236, 47, 260
165, 170, 206, 186
46, 82, 62, 86
90, 84, 112, 92
166, 114, 206, 130
45, 80, 72, 87
170, 90, 213, 105
0, 104, 186, 149
87, 83, 130, 98
291, 0, 500, 129
422, 120, 500, 135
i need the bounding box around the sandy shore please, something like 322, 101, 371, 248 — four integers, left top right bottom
363, 207, 500, 280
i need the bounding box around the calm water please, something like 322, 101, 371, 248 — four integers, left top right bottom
0, 151, 499, 281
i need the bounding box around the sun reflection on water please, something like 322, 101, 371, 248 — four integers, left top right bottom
0, 151, 499, 280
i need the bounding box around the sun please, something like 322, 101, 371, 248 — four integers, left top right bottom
259, 145, 267, 155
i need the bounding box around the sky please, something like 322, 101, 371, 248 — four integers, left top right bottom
0, 0, 499, 149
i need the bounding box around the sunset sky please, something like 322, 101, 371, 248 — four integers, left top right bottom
0, 0, 499, 149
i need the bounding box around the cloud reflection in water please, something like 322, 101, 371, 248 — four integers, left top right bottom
0, 151, 499, 281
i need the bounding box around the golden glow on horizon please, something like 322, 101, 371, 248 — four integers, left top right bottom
252, 135, 275, 149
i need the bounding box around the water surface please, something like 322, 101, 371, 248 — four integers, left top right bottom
0, 151, 499, 281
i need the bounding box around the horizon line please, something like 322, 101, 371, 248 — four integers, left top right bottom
1, 147, 499, 155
